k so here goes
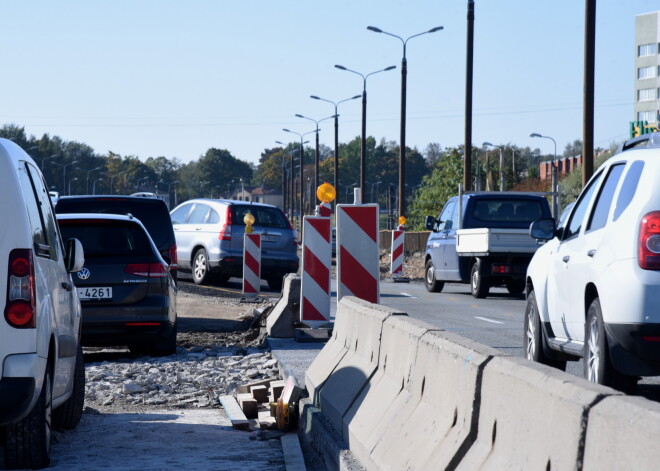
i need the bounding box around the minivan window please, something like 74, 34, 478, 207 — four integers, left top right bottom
613, 160, 644, 221
26, 163, 61, 261
231, 206, 288, 228
18, 164, 47, 249
587, 163, 625, 232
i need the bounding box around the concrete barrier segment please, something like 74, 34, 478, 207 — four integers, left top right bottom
368, 330, 502, 471
266, 274, 300, 338
344, 315, 438, 467
583, 394, 660, 471
318, 297, 401, 436
305, 296, 355, 406
456, 356, 618, 471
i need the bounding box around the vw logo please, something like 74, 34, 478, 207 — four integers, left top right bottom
77, 268, 91, 280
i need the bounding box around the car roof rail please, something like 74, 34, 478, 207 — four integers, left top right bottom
619, 132, 660, 153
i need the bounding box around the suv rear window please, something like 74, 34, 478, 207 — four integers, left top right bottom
56, 197, 172, 248
59, 220, 152, 257
231, 205, 288, 228
471, 199, 545, 224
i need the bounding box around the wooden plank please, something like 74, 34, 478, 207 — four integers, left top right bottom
219, 395, 250, 431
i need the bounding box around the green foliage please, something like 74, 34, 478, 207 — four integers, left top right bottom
408, 147, 464, 230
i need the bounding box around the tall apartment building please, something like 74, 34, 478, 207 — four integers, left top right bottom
635, 11, 660, 126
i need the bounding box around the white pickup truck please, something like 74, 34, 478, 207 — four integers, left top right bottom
424, 192, 552, 298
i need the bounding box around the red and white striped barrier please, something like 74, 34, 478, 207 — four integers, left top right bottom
301, 217, 332, 327
315, 203, 332, 217
242, 233, 261, 297
336, 204, 380, 304
390, 230, 404, 276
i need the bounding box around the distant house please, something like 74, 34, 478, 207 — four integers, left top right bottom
230, 186, 283, 208
539, 155, 583, 181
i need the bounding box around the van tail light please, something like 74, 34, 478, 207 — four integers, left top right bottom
219, 207, 232, 241
491, 264, 512, 274
125, 263, 169, 278
168, 243, 178, 269
5, 249, 36, 328
638, 211, 660, 270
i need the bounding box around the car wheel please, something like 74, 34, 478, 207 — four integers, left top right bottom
525, 290, 566, 370
424, 259, 444, 293
152, 322, 178, 357
53, 343, 85, 430
506, 280, 525, 296
4, 366, 53, 469
192, 248, 211, 285
470, 261, 490, 299
584, 298, 638, 393
267, 276, 283, 292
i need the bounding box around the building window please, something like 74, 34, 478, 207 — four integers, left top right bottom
638, 43, 658, 57
638, 66, 656, 80
638, 110, 657, 123
638, 88, 656, 101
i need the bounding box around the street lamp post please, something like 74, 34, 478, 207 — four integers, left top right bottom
310, 94, 361, 196
530, 132, 559, 218
42, 154, 59, 171
483, 142, 504, 191
283, 128, 316, 230
295, 113, 337, 192
92, 177, 105, 195
368, 25, 443, 219
62, 160, 79, 193
335, 64, 396, 203
68, 177, 79, 196
86, 166, 103, 194
110, 170, 128, 194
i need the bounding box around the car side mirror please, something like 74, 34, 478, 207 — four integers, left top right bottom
65, 238, 85, 273
529, 218, 556, 241
425, 216, 438, 232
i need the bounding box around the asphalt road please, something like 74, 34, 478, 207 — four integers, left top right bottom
372, 279, 660, 402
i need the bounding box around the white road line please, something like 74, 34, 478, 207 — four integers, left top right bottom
474, 316, 504, 325
400, 292, 416, 298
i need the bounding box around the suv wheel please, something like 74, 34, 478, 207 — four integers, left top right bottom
424, 259, 444, 293
152, 322, 178, 356
525, 290, 566, 370
470, 261, 490, 299
5, 366, 53, 469
584, 298, 638, 393
192, 248, 211, 285
53, 343, 85, 429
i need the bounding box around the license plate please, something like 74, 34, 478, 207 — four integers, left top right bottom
77, 287, 112, 300
262, 234, 277, 243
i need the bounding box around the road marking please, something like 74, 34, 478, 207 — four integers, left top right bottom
474, 316, 504, 325
400, 292, 416, 298
449, 297, 458, 301
471, 304, 479, 308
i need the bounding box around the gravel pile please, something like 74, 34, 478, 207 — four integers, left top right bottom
84, 345, 280, 412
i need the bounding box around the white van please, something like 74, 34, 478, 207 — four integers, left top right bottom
0, 138, 85, 469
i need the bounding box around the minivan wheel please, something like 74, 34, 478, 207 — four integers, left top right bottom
424, 259, 444, 293
525, 290, 566, 370
192, 249, 211, 285
470, 261, 490, 299
5, 366, 53, 469
584, 298, 638, 393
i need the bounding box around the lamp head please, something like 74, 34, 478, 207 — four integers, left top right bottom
310, 95, 320, 100
384, 65, 397, 71
367, 26, 382, 33
429, 26, 444, 33
334, 64, 347, 70
351, 94, 361, 99
530, 132, 542, 138
283, 128, 291, 133
482, 142, 493, 147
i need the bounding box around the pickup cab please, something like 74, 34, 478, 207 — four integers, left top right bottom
424, 192, 552, 298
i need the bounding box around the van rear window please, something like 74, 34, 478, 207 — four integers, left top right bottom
59, 221, 152, 257
231, 206, 288, 228
472, 199, 545, 223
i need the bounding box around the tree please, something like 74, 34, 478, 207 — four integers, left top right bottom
424, 142, 443, 168
563, 139, 582, 158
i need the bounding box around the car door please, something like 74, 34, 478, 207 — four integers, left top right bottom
22, 163, 78, 397
549, 170, 603, 341
431, 199, 456, 280
562, 163, 625, 341
170, 203, 194, 269
441, 199, 462, 281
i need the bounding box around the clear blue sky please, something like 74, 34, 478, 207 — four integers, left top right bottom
1, 1, 657, 164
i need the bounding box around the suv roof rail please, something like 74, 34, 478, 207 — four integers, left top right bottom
619, 132, 660, 153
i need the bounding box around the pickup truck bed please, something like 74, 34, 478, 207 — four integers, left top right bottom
456, 228, 541, 256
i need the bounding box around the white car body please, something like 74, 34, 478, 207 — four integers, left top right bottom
527, 133, 660, 383
0, 138, 85, 468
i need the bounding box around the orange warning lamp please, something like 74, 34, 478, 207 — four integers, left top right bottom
244, 212, 255, 234
398, 216, 407, 226
317, 182, 336, 204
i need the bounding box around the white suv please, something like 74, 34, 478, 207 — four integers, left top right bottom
0, 139, 85, 469
525, 133, 660, 392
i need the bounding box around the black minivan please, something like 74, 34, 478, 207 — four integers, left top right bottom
56, 195, 178, 282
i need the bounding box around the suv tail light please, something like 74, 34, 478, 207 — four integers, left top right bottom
638, 211, 660, 270
5, 249, 36, 328
125, 263, 169, 278
168, 243, 178, 269
219, 207, 232, 241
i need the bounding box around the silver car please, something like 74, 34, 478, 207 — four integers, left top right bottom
170, 199, 299, 290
